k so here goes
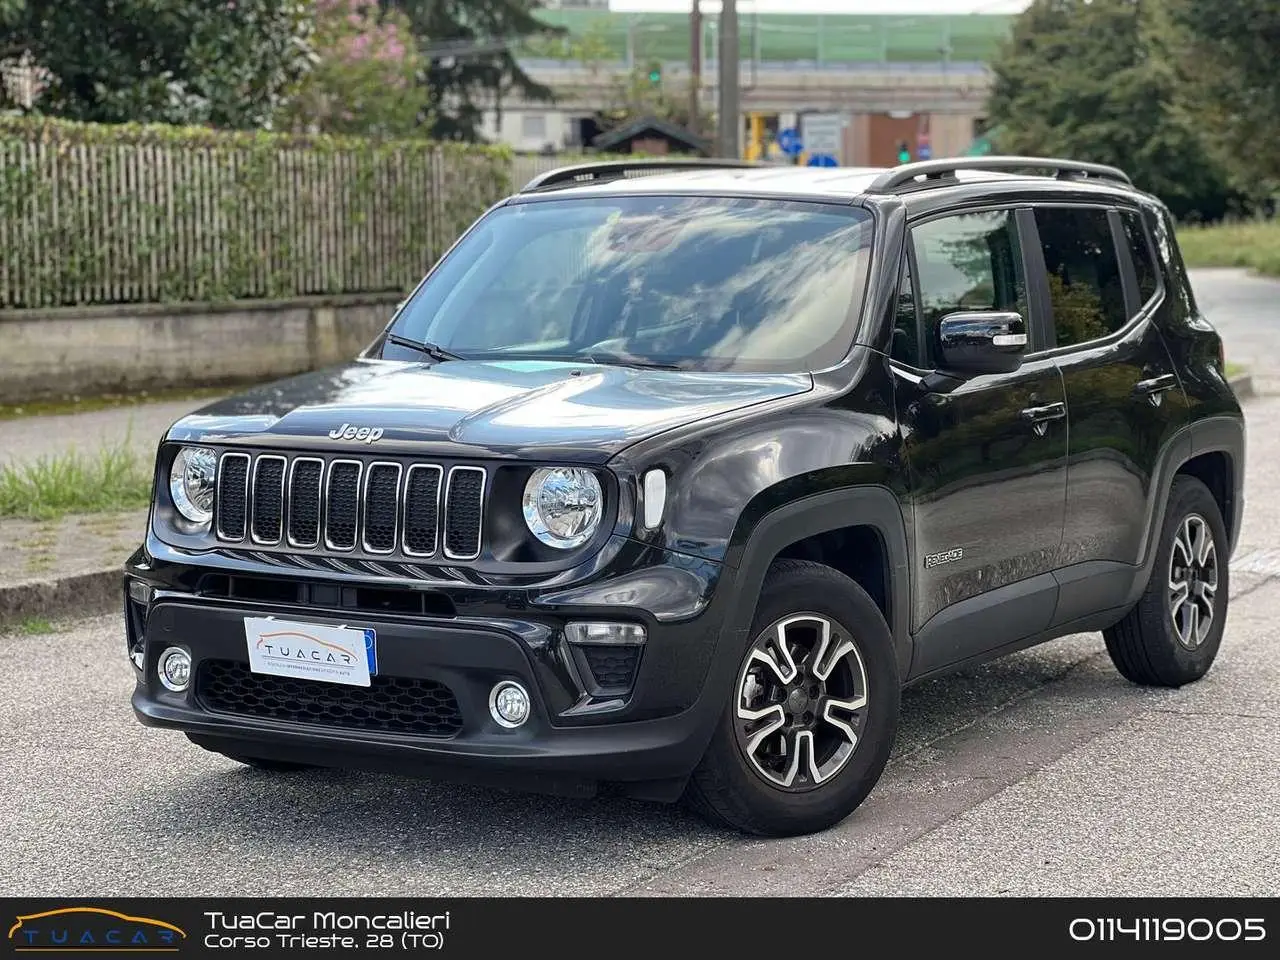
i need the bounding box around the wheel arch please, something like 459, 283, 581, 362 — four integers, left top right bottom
722, 484, 913, 681
1125, 414, 1245, 608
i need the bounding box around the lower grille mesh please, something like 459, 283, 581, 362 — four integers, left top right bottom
196, 659, 463, 737
581, 644, 642, 693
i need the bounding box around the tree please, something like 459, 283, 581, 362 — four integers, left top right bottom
384, 0, 562, 142
987, 0, 1241, 221
540, 20, 710, 143
1157, 0, 1280, 189
279, 0, 427, 136
592, 64, 708, 140
4, 0, 314, 129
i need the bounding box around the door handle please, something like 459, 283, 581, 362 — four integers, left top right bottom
1020, 402, 1067, 424
1020, 401, 1066, 437
1133, 374, 1177, 396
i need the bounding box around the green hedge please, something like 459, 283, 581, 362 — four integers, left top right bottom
0, 116, 513, 308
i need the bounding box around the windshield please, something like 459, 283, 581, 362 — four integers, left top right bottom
389, 195, 874, 373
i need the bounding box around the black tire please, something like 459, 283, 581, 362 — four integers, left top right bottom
685, 559, 900, 837
186, 734, 315, 772
1104, 476, 1229, 687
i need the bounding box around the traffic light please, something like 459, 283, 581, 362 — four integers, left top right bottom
897, 141, 911, 164
647, 62, 662, 86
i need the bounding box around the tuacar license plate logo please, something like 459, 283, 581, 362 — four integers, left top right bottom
244, 617, 376, 687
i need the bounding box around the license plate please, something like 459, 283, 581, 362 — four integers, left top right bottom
244, 617, 377, 688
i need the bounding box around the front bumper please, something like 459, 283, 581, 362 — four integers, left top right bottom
125, 542, 744, 797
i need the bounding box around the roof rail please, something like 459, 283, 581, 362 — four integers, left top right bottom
521, 158, 763, 193
867, 156, 1133, 193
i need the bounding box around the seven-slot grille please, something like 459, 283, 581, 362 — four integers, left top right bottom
215, 452, 485, 561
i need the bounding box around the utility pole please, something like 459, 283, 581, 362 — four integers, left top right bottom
689, 1, 702, 131
717, 0, 740, 159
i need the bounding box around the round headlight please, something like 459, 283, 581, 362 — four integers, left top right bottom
522, 467, 603, 549
169, 446, 217, 525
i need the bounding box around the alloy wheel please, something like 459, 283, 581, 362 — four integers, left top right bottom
1168, 513, 1219, 650
733, 613, 869, 792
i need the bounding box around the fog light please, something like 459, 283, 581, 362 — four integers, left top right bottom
489, 680, 530, 728
157, 646, 192, 692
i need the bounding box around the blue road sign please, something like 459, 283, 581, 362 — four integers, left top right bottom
806, 153, 839, 168
777, 128, 802, 157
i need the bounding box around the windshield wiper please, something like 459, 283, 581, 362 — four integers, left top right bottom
579, 352, 684, 371
384, 333, 466, 362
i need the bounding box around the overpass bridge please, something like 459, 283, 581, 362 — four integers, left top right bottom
521, 58, 991, 115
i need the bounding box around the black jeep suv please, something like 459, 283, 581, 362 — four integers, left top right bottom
127, 156, 1245, 836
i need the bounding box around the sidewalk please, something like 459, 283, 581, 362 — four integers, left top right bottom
0, 397, 208, 470
0, 395, 215, 626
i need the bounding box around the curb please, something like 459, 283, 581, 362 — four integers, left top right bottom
0, 568, 120, 631
1229, 373, 1255, 400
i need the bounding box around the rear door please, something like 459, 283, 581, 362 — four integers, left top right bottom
1032, 204, 1187, 622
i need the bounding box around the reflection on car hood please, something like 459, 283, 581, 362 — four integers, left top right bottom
165, 359, 814, 463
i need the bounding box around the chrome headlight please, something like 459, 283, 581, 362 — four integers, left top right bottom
169, 446, 217, 525
522, 467, 602, 549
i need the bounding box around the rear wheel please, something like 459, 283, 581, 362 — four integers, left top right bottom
1104, 476, 1229, 687
685, 560, 899, 836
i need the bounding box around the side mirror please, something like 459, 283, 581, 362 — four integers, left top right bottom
937, 310, 1028, 376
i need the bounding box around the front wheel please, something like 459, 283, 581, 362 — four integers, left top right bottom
685, 560, 900, 837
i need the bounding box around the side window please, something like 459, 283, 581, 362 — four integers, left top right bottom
1035, 207, 1127, 347
890, 254, 920, 367
1120, 209, 1159, 307
911, 209, 1028, 367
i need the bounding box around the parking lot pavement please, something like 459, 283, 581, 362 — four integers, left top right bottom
2, 318, 1277, 898
1190, 268, 1280, 395
4, 405, 1278, 900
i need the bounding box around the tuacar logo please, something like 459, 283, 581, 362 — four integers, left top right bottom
8, 907, 186, 952
256, 629, 356, 666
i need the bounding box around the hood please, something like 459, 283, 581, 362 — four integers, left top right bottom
166, 359, 813, 463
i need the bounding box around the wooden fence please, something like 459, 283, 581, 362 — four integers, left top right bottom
0, 124, 512, 309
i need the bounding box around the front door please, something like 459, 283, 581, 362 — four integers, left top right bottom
892, 207, 1068, 675
1032, 204, 1189, 620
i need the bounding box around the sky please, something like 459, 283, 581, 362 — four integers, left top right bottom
607, 1, 1031, 14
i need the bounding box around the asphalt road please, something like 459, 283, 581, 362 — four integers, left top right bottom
2, 272, 1278, 897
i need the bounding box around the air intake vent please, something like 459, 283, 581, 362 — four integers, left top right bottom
362, 463, 401, 554
250, 456, 286, 544
325, 460, 362, 550
403, 464, 442, 557
212, 451, 486, 563
216, 453, 250, 540
197, 659, 463, 737
287, 458, 323, 547
443, 467, 485, 560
